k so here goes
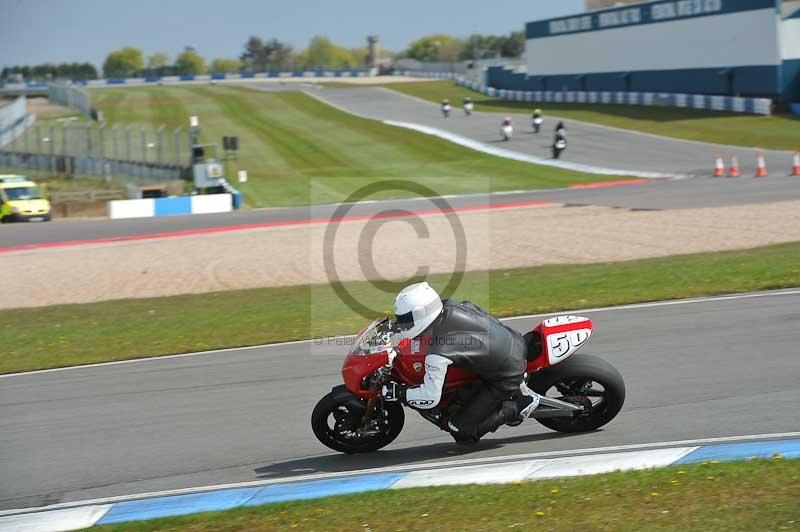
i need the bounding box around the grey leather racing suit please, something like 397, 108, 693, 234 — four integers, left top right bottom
402, 300, 530, 441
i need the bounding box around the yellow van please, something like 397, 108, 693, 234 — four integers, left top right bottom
0, 175, 51, 223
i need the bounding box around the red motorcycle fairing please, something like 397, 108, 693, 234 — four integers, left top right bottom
392, 335, 478, 389
532, 316, 593, 368
341, 315, 593, 398
342, 352, 388, 398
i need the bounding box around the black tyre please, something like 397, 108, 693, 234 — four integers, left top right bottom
529, 354, 625, 433
311, 386, 405, 454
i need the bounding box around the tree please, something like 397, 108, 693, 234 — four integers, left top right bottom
3, 62, 98, 81
147, 52, 169, 70
240, 36, 268, 72
405, 34, 458, 62
458, 32, 526, 61
461, 34, 494, 60
300, 36, 356, 69
438, 38, 465, 62
264, 39, 293, 70
500, 32, 525, 58
240, 37, 294, 72
210, 58, 242, 74
175, 48, 206, 75
350, 46, 369, 67
102, 47, 144, 78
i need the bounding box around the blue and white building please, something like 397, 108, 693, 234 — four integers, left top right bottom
487, 0, 800, 103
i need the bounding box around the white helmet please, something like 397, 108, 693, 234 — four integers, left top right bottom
393, 282, 443, 341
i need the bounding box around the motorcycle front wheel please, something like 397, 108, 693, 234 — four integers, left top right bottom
529, 354, 625, 433
311, 385, 405, 454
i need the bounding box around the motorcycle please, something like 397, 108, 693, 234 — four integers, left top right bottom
442, 104, 452, 118
464, 102, 474, 116
311, 314, 625, 454
552, 136, 567, 159
501, 119, 513, 141
533, 116, 543, 133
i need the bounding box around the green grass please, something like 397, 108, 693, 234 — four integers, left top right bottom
49, 85, 628, 207
385, 81, 800, 151
2, 242, 799, 374
85, 458, 800, 531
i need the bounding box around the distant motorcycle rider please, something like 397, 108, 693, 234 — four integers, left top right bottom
463, 97, 474, 116
500, 116, 513, 141
441, 99, 452, 118
552, 121, 567, 159
382, 283, 540, 444
532, 108, 543, 133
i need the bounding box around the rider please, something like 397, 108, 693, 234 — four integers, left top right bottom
554, 121, 566, 138
463, 96, 474, 116
533, 108, 543, 121
382, 282, 540, 443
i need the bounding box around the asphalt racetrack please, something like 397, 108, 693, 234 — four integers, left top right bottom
2, 290, 799, 511
303, 86, 794, 177
3, 174, 800, 250
2, 82, 800, 249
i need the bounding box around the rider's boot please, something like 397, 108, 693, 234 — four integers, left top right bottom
473, 400, 519, 439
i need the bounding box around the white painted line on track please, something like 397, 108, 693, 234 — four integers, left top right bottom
2, 288, 798, 379
2, 431, 798, 517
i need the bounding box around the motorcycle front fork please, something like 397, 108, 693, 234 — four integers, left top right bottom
360, 397, 377, 426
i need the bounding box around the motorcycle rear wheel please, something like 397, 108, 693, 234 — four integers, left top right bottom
311, 386, 405, 454
529, 354, 625, 433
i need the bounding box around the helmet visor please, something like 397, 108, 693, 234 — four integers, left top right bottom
394, 310, 415, 332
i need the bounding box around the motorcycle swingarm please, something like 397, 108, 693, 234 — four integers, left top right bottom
528, 396, 585, 419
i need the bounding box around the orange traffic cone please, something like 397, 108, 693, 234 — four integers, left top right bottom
792, 152, 800, 176
713, 155, 725, 177
756, 152, 768, 177
728, 155, 740, 177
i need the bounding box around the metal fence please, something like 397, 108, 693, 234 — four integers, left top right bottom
0, 96, 34, 147
0, 120, 192, 183
48, 83, 91, 115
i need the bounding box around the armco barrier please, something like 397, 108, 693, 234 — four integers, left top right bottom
457, 78, 773, 115
108, 193, 233, 219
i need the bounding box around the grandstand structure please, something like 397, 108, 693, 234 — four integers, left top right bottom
586, 0, 643, 10
487, 0, 800, 104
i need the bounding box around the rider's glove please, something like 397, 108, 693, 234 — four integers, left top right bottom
382, 383, 406, 402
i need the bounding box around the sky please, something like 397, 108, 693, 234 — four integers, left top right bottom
0, 0, 583, 69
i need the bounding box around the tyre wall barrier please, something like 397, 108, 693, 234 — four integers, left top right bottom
456, 78, 773, 115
